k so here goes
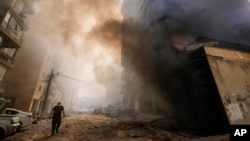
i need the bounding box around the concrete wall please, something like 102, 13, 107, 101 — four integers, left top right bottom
206, 46, 250, 125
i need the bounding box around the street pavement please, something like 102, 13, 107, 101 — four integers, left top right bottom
5, 113, 229, 141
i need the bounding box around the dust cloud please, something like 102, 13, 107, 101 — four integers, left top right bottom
24, 0, 123, 111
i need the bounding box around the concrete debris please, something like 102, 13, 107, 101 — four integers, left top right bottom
93, 104, 137, 118
5, 113, 230, 141
117, 129, 129, 137
117, 108, 136, 116
129, 128, 147, 137
103, 105, 117, 117
117, 123, 148, 138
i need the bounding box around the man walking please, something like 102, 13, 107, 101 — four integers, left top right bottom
49, 102, 65, 135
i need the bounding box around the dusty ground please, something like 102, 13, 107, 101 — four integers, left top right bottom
5, 113, 229, 141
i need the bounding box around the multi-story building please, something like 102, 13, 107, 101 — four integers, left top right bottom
4, 47, 62, 115
0, 0, 34, 94
30, 66, 63, 116
0, 1, 61, 115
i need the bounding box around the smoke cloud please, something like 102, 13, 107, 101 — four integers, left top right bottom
19, 0, 250, 115
122, 0, 250, 45
23, 0, 123, 110
121, 0, 250, 131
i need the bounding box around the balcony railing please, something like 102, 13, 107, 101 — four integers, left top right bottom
0, 26, 23, 48
7, 28, 24, 43
9, 8, 28, 30
0, 50, 14, 69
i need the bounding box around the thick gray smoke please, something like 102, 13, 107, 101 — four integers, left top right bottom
121, 0, 250, 131
122, 0, 250, 45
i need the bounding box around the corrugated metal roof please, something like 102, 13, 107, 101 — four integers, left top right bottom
186, 37, 250, 52
204, 46, 250, 62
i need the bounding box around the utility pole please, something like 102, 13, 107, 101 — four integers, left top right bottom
41, 69, 54, 116
69, 88, 74, 111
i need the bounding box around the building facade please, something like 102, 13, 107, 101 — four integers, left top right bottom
4, 48, 62, 115
0, 0, 33, 95
30, 67, 62, 116
0, 0, 61, 115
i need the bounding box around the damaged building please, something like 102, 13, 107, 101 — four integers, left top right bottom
0, 0, 34, 96
121, 35, 250, 135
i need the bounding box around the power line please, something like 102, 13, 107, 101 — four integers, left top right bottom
59, 74, 95, 83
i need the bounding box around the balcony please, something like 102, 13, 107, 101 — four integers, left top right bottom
9, 8, 28, 30
0, 26, 23, 48
0, 50, 14, 69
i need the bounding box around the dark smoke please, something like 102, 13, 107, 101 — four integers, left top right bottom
122, 22, 191, 116
121, 0, 196, 115
122, 0, 250, 45
121, 0, 250, 132
233, 23, 250, 43
89, 20, 121, 47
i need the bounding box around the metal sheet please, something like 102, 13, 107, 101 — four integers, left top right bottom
205, 46, 250, 62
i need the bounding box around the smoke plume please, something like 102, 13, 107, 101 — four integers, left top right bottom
121, 0, 250, 131
23, 0, 123, 109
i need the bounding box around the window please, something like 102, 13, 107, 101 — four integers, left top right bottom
5, 110, 19, 115
38, 86, 42, 92
1, 11, 11, 28
0, 65, 6, 81
43, 86, 47, 95
3, 48, 16, 57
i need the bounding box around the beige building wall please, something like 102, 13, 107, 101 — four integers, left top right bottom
3, 46, 48, 111
4, 47, 62, 114
206, 47, 250, 125
28, 51, 50, 113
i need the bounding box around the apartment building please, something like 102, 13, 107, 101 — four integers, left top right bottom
30, 56, 63, 116
0, 0, 61, 115
4, 47, 62, 115
0, 0, 33, 94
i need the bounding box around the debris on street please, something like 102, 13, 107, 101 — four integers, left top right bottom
5, 113, 229, 141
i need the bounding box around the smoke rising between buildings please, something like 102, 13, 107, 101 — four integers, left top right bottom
22, 0, 123, 110
121, 0, 250, 130
122, 0, 250, 45
8, 0, 250, 115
